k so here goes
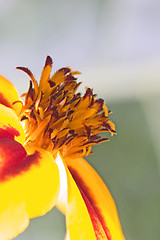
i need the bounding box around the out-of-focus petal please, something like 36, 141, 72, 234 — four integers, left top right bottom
0, 104, 25, 145
56, 153, 97, 240
0, 146, 60, 239
0, 75, 21, 113
55, 152, 68, 215
0, 202, 29, 240
65, 157, 125, 240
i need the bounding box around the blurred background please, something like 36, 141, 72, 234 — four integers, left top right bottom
0, 0, 160, 239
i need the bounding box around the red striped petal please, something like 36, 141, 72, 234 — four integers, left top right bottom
0, 138, 39, 182
78, 186, 110, 240
69, 167, 111, 240
65, 157, 125, 240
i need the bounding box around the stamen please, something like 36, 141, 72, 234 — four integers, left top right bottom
39, 56, 53, 92
17, 56, 116, 158
16, 67, 38, 98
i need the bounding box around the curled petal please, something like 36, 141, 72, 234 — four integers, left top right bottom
65, 157, 125, 240
56, 153, 97, 240
0, 75, 21, 113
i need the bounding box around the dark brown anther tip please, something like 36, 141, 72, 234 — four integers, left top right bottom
57, 67, 71, 75
45, 55, 53, 67
48, 80, 56, 88
21, 116, 28, 121
84, 124, 91, 139
83, 88, 93, 99
65, 74, 77, 82
95, 98, 104, 108
16, 67, 34, 79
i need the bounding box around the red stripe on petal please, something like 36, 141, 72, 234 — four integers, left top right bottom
79, 187, 107, 240
68, 167, 112, 240
0, 93, 12, 108
0, 138, 40, 181
0, 125, 20, 140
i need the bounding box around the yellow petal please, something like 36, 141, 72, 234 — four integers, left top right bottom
0, 146, 60, 239
65, 157, 125, 240
0, 104, 25, 145
24, 146, 60, 217
0, 202, 29, 240
0, 75, 21, 113
56, 153, 97, 240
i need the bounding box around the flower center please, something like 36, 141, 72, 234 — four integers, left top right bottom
15, 56, 116, 158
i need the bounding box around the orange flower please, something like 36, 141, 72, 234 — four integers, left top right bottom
0, 56, 125, 240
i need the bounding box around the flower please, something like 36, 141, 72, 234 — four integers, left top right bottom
0, 56, 125, 240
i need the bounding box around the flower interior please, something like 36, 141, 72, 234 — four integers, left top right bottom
15, 56, 116, 158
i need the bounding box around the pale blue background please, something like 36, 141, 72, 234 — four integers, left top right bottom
0, 0, 159, 239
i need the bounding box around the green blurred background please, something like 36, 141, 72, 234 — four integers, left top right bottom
0, 0, 160, 239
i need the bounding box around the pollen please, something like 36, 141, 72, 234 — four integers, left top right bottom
15, 56, 116, 158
